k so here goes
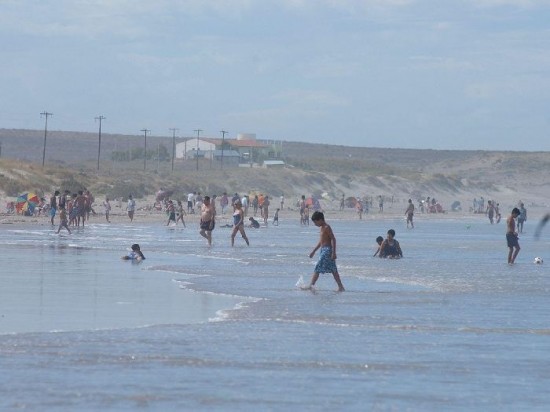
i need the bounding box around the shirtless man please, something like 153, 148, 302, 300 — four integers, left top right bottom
49, 190, 60, 225
127, 194, 136, 222
405, 199, 415, 228
517, 203, 527, 233
302, 211, 345, 292
75, 190, 87, 227
506, 207, 521, 264
199, 196, 216, 246
486, 200, 495, 224
262, 195, 270, 226
85, 190, 96, 220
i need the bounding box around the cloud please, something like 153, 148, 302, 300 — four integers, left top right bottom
273, 89, 350, 107
410, 56, 478, 72
1, 0, 549, 150
468, 0, 550, 8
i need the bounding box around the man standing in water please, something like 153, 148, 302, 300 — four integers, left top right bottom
49, 190, 60, 225
518, 202, 527, 233
302, 211, 345, 292
405, 198, 415, 228
127, 194, 136, 223
199, 196, 216, 246
506, 207, 521, 265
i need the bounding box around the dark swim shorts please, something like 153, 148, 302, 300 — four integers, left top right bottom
506, 232, 519, 248
200, 220, 215, 231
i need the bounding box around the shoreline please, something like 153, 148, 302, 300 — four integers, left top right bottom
2, 203, 548, 227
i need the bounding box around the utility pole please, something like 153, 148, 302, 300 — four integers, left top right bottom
157, 143, 160, 171
141, 129, 150, 171
169, 128, 178, 172
95, 115, 105, 171
40, 111, 53, 167
194, 129, 202, 171
220, 130, 228, 169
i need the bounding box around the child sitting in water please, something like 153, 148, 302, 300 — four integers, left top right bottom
248, 216, 260, 228
122, 244, 146, 261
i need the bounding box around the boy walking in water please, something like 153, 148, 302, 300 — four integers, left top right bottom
56, 205, 71, 234
506, 207, 521, 264
303, 211, 345, 292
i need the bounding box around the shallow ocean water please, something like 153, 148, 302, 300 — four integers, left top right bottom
1, 214, 549, 411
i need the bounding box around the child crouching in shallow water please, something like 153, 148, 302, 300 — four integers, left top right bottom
373, 236, 384, 257
122, 244, 146, 261
302, 211, 345, 292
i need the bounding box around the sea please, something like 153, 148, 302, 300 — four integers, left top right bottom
1, 213, 549, 411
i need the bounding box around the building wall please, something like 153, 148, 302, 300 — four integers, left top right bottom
175, 140, 216, 159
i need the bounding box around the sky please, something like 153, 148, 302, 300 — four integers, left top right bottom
1, 0, 549, 150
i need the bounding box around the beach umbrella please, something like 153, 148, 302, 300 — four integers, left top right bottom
16, 192, 39, 214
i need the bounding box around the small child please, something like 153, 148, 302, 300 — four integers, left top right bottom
56, 205, 71, 234
273, 208, 280, 226
248, 216, 260, 228
302, 211, 345, 292
122, 244, 145, 261
303, 207, 310, 226
373, 236, 384, 257
103, 196, 111, 223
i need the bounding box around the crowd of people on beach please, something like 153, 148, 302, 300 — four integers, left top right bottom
42, 189, 101, 233
6, 187, 543, 282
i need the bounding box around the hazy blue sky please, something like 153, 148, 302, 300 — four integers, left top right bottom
1, 0, 549, 150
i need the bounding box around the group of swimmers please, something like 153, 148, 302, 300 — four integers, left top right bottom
50, 189, 99, 234
120, 203, 540, 294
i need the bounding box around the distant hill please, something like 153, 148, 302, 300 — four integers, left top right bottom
1, 128, 549, 213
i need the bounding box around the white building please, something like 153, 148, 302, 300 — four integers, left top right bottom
175, 138, 217, 159
174, 133, 271, 164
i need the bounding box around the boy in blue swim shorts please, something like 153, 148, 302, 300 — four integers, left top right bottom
302, 211, 345, 292
506, 207, 521, 264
